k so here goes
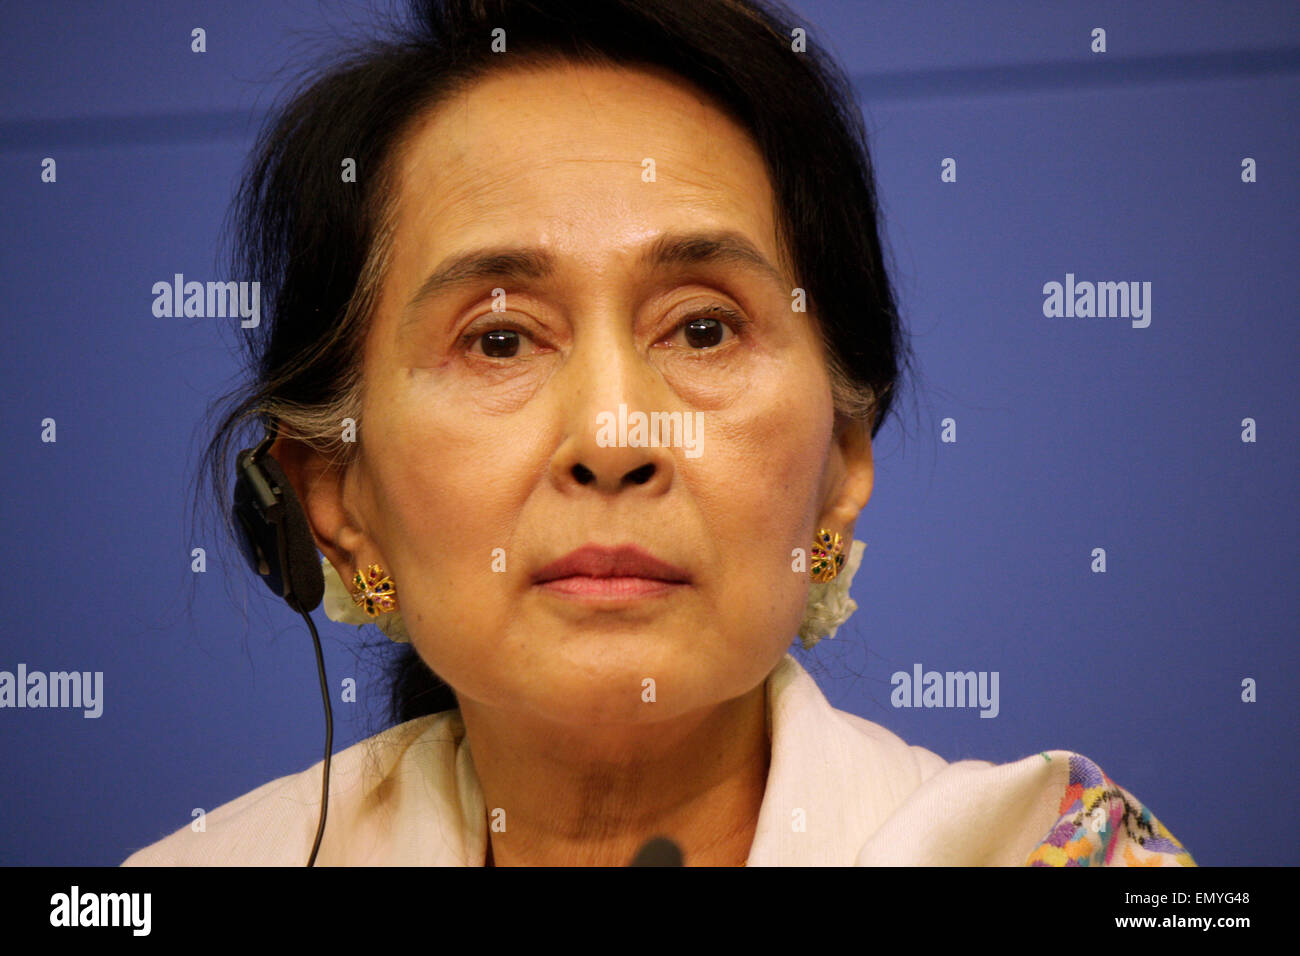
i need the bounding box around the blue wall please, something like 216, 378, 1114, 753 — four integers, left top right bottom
1, 1, 1296, 866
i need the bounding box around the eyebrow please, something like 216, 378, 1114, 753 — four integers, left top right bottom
401, 229, 787, 320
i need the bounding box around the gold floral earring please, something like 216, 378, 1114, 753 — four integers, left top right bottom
809, 530, 846, 583
799, 531, 868, 651
350, 563, 398, 617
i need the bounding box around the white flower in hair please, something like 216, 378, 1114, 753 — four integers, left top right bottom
797, 538, 867, 651
321, 555, 410, 643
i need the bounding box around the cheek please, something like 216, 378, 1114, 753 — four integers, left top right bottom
375, 433, 513, 551
691, 376, 834, 637
705, 355, 833, 527
373, 371, 550, 542
362, 406, 538, 651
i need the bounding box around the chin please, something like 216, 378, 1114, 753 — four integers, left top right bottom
530, 648, 756, 726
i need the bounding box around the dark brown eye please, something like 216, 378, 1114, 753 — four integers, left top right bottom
479, 329, 521, 357
666, 306, 747, 351
683, 316, 725, 349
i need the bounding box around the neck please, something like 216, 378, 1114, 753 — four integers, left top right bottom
461, 680, 771, 867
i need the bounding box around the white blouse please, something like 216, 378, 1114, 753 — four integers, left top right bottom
121, 653, 1194, 866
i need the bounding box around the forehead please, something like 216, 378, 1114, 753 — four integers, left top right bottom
384, 60, 782, 279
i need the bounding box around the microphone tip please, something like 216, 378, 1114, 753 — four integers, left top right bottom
629, 835, 683, 867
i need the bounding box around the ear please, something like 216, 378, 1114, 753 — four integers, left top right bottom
814, 414, 874, 541
268, 434, 379, 584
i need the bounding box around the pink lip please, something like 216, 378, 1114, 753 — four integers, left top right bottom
537, 576, 684, 599
532, 544, 692, 596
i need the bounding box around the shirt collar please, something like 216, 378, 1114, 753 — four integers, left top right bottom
411, 653, 924, 866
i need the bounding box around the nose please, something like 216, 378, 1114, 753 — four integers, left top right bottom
568, 455, 661, 493
547, 318, 677, 497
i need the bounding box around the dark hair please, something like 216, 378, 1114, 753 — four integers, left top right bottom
195, 0, 914, 730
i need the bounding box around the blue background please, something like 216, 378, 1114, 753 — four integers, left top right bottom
1, 0, 1296, 866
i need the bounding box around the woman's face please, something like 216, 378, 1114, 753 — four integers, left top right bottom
315, 61, 873, 725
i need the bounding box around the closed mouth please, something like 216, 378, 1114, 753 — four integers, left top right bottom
532, 544, 691, 585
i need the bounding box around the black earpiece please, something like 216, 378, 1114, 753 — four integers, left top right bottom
231, 423, 333, 867
232, 431, 325, 613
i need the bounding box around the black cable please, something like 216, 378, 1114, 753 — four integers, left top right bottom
301, 608, 333, 867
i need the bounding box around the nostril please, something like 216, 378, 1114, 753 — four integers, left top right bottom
572, 463, 595, 484
624, 463, 655, 485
